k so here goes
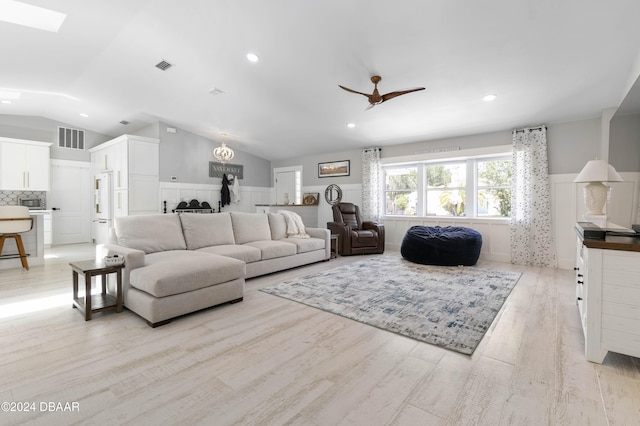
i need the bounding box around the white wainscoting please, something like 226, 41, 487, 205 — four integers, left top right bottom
159, 175, 639, 270
550, 172, 639, 270
382, 173, 639, 270
382, 216, 511, 263
301, 184, 362, 228
159, 182, 272, 214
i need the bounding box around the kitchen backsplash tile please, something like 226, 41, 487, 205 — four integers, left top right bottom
0, 190, 46, 208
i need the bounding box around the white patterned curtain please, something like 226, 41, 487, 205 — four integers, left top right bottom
510, 126, 557, 267
362, 148, 382, 222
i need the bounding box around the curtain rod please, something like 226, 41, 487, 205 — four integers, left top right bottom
363, 147, 382, 152
514, 125, 546, 133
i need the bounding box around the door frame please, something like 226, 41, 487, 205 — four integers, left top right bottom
273, 165, 302, 205
49, 159, 91, 245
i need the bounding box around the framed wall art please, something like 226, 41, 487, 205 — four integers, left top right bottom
318, 160, 350, 178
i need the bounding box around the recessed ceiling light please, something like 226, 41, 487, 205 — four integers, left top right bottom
347, 123, 356, 128
483, 94, 497, 102
1, 100, 11, 104
246, 53, 259, 63
80, 113, 88, 118
0, 0, 66, 32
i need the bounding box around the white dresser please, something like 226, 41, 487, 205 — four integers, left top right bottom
575, 223, 640, 363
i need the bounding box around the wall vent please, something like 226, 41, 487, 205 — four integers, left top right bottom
57, 126, 85, 150
155, 60, 173, 71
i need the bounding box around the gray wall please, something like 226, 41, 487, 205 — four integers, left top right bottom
609, 113, 640, 172
1, 114, 607, 187
131, 122, 160, 139
156, 122, 271, 187
271, 148, 363, 187
0, 115, 112, 161
271, 118, 602, 178
547, 118, 601, 174
0, 115, 272, 187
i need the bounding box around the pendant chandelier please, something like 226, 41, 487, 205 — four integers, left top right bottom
213, 133, 234, 163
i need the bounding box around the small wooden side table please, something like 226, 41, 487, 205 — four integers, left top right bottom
330, 234, 339, 258
69, 259, 123, 321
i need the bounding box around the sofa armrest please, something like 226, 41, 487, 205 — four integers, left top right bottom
306, 227, 330, 259
98, 243, 146, 270
97, 244, 146, 300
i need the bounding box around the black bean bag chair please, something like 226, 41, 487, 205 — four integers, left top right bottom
401, 226, 482, 266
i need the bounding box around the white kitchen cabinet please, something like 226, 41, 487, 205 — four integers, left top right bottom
42, 210, 52, 246
114, 190, 128, 218
89, 135, 159, 217
0, 138, 51, 191
575, 229, 640, 363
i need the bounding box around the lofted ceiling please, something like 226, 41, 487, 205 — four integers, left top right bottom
1, 0, 640, 161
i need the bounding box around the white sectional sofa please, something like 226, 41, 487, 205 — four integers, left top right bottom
101, 212, 330, 327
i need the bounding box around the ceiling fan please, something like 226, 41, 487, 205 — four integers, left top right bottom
339, 75, 425, 110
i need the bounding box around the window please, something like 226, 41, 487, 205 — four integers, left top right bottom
426, 162, 466, 216
477, 158, 512, 217
383, 153, 512, 218
384, 166, 417, 215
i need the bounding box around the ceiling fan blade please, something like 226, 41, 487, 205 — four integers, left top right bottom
381, 87, 425, 102
339, 85, 371, 97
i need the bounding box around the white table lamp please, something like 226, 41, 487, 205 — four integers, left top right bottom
573, 160, 623, 215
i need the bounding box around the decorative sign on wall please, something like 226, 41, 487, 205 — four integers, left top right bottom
209, 162, 243, 179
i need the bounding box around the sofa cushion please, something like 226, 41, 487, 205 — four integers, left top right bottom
244, 240, 297, 260
268, 213, 287, 240
115, 214, 186, 254
129, 251, 245, 298
180, 212, 235, 250
196, 244, 261, 263
281, 237, 325, 254
231, 212, 272, 244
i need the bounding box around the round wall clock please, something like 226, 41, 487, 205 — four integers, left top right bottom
324, 184, 343, 205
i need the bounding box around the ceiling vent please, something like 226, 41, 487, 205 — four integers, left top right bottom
155, 60, 173, 71
119, 120, 130, 125
57, 126, 85, 150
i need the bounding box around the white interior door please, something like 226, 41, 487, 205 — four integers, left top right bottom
49, 160, 91, 245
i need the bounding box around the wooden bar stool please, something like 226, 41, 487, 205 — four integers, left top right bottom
0, 206, 34, 270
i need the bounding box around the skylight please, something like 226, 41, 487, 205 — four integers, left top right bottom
0, 0, 67, 33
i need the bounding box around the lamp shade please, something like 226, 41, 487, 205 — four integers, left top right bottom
573, 160, 623, 183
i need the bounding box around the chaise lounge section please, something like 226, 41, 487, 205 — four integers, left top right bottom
101, 212, 330, 327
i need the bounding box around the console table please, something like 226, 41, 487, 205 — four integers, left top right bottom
574, 223, 640, 363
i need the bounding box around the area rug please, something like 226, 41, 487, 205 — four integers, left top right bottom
260, 256, 521, 355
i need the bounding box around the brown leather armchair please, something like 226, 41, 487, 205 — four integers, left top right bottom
327, 202, 385, 255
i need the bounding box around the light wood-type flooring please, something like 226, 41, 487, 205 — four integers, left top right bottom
1, 244, 639, 425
